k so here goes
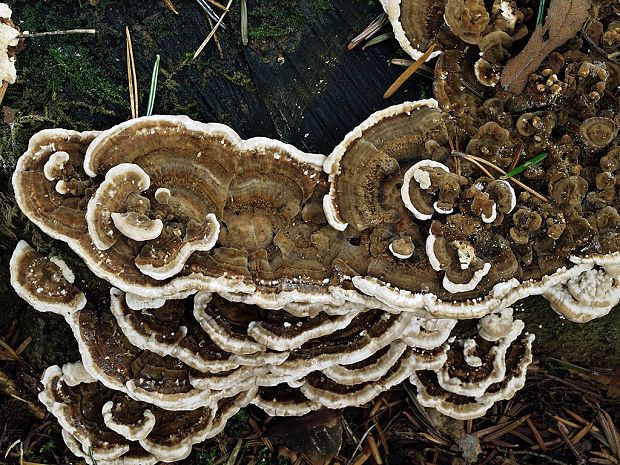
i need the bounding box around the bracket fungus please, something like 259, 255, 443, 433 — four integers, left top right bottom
0, 3, 20, 86
10, 78, 619, 461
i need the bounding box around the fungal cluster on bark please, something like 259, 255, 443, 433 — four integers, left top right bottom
8, 0, 620, 462
0, 3, 21, 86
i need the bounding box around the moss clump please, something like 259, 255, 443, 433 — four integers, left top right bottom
247, 0, 306, 42
313, 0, 333, 14
10, 2, 128, 130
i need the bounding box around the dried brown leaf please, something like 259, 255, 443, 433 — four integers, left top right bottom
500, 0, 591, 93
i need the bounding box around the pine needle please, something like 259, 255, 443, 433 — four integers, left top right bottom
362, 32, 394, 50
0, 81, 8, 107
163, 0, 179, 14
241, 0, 248, 46
348, 13, 388, 50
146, 54, 160, 117
125, 26, 139, 119
194, 0, 233, 59
384, 43, 435, 99
452, 151, 549, 202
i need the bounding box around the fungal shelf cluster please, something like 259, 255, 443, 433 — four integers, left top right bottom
8, 0, 620, 463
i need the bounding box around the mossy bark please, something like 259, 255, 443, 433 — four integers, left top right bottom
0, 0, 618, 374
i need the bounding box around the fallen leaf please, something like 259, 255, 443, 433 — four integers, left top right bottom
500, 0, 591, 93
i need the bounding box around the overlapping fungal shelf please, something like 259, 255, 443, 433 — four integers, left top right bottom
10, 21, 620, 457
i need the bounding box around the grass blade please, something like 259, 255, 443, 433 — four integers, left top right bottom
536, 0, 548, 25
146, 54, 161, 117
240, 0, 248, 45
500, 152, 547, 180
362, 32, 393, 50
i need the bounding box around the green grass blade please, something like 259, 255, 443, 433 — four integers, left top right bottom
146, 54, 161, 117
241, 0, 248, 46
536, 0, 548, 25
501, 151, 548, 180
362, 32, 394, 50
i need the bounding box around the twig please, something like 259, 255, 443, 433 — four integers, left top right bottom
348, 13, 388, 50
194, 0, 233, 59
125, 26, 139, 119
384, 43, 436, 99
19, 29, 96, 38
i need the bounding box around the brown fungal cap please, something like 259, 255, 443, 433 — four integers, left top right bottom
0, 4, 21, 85
579, 117, 618, 148
10, 241, 86, 317
444, 0, 490, 45
383, 0, 446, 59
410, 314, 535, 420
39, 362, 244, 464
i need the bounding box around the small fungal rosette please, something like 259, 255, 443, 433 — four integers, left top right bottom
410, 308, 535, 420
39, 362, 252, 465
0, 3, 21, 85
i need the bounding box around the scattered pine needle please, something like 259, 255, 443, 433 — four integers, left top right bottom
194, 0, 233, 59
452, 151, 549, 202
146, 54, 161, 117
527, 417, 547, 452
163, 0, 180, 14
240, 0, 248, 46
206, 15, 224, 59
362, 32, 393, 50
125, 26, 139, 119
0, 80, 8, 107
383, 43, 435, 99
225, 439, 243, 465
347, 13, 388, 51
536, 0, 548, 25
196, 0, 228, 29
366, 433, 382, 465
200, 0, 229, 11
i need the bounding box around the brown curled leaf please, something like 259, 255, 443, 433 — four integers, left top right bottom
500, 0, 591, 93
